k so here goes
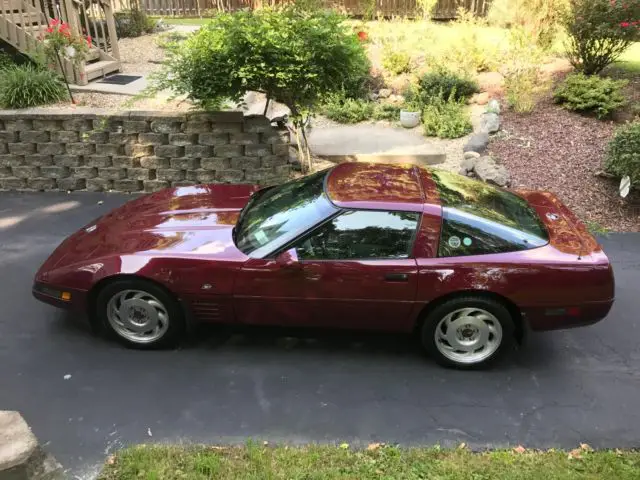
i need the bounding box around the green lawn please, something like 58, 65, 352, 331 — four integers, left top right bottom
616, 42, 640, 73
99, 444, 640, 480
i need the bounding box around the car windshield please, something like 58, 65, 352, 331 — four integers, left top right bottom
430, 169, 549, 241
235, 170, 337, 256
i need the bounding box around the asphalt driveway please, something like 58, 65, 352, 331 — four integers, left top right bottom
1, 192, 639, 479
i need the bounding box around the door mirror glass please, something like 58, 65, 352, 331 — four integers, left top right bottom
275, 248, 300, 268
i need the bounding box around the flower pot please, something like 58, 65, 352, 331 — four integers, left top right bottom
400, 110, 420, 129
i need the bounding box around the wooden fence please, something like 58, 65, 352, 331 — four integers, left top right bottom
132, 0, 490, 19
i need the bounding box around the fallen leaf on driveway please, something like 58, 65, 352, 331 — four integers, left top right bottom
568, 448, 582, 460
367, 443, 382, 451
580, 443, 593, 452
513, 445, 526, 454
457, 443, 467, 450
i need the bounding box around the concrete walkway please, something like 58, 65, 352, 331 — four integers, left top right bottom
70, 75, 149, 96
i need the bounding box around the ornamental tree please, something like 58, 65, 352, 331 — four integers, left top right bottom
563, 0, 640, 74
153, 6, 370, 171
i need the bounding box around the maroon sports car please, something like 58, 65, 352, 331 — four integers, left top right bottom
33, 162, 615, 368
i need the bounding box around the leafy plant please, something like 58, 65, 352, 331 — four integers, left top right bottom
488, 0, 569, 49
372, 102, 403, 120
152, 6, 370, 171
422, 91, 472, 139
0, 52, 14, 70
554, 73, 627, 118
115, 8, 156, 38
604, 122, 640, 188
416, 0, 437, 19
417, 69, 478, 104
0, 64, 66, 108
42, 18, 90, 66
563, 0, 640, 75
322, 95, 375, 123
382, 48, 411, 75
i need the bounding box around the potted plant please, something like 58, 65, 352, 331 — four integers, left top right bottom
400, 100, 422, 128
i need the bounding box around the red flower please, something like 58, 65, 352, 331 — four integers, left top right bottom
46, 27, 53, 33
357, 30, 368, 41
620, 21, 631, 27
87, 35, 92, 46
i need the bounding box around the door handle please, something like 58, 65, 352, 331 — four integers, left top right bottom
384, 273, 409, 282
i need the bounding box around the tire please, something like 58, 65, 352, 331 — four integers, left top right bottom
420, 296, 514, 369
95, 278, 185, 349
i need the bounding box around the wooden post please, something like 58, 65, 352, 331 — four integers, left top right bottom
103, 0, 120, 60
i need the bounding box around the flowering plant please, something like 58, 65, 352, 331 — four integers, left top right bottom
41, 19, 91, 65
564, 0, 640, 74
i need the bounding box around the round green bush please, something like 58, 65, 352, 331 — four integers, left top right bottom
155, 6, 371, 115
0, 65, 67, 109
553, 73, 627, 119
417, 70, 479, 105
604, 122, 640, 189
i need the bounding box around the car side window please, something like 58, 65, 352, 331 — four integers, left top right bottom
294, 210, 419, 260
438, 207, 548, 258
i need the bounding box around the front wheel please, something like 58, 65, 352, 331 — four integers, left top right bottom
95, 279, 185, 349
420, 296, 514, 369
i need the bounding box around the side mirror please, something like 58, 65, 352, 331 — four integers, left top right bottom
275, 249, 300, 269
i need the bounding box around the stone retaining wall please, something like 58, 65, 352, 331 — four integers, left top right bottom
0, 109, 292, 192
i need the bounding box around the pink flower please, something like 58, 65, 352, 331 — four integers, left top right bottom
620, 21, 631, 27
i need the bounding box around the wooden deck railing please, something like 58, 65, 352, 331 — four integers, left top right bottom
0, 0, 121, 85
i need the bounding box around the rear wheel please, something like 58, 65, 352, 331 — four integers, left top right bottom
95, 279, 185, 349
420, 296, 514, 369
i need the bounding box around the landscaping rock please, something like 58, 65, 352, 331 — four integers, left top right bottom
470, 92, 490, 105
464, 151, 481, 160
0, 411, 63, 480
487, 99, 501, 114
476, 72, 505, 97
378, 88, 392, 99
460, 157, 477, 174
463, 132, 490, 154
474, 156, 510, 187
480, 113, 500, 134
388, 94, 405, 104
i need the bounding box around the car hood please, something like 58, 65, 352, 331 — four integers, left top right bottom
40, 184, 260, 272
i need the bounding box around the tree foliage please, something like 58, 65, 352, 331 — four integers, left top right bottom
563, 0, 640, 75
152, 6, 370, 170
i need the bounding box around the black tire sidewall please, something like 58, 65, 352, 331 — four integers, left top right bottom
95, 278, 185, 349
421, 297, 514, 369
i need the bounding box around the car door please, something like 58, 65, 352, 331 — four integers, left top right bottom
234, 209, 420, 331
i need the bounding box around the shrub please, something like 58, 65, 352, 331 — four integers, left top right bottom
0, 52, 13, 70
422, 91, 472, 139
382, 48, 411, 75
554, 73, 627, 118
114, 8, 156, 38
322, 96, 375, 123
488, 0, 569, 49
563, 0, 640, 75
604, 122, 640, 188
153, 6, 370, 170
372, 102, 403, 120
417, 69, 478, 104
0, 64, 66, 108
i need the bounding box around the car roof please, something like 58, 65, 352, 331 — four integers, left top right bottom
325, 162, 441, 212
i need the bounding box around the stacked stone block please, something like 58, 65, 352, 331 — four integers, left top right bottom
0, 109, 292, 192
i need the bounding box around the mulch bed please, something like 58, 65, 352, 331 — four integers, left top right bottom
490, 99, 640, 232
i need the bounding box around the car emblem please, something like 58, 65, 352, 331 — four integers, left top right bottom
85, 225, 97, 233
546, 213, 559, 221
